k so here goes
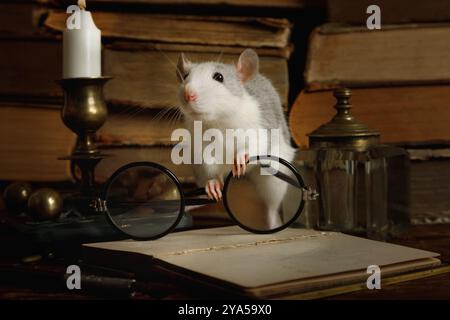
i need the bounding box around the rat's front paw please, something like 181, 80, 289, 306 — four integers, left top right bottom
205, 179, 223, 201
232, 152, 249, 178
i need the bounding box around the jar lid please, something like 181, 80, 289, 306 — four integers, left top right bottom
308, 88, 380, 150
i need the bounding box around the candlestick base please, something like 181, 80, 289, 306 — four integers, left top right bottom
59, 153, 109, 195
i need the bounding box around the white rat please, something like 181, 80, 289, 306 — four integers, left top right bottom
176, 49, 296, 228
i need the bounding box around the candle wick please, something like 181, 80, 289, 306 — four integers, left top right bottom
78, 0, 86, 10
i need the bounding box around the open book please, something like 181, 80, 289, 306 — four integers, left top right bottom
83, 226, 441, 299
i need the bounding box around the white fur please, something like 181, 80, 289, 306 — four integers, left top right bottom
178, 60, 296, 230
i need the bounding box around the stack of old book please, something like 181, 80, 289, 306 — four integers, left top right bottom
0, 0, 299, 224
289, 0, 450, 224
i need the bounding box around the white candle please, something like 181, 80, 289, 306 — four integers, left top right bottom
63, 1, 101, 78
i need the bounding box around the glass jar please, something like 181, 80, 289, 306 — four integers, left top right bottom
293, 88, 410, 240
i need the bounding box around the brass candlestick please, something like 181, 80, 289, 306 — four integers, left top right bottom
58, 76, 112, 198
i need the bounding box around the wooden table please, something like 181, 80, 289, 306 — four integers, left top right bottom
0, 223, 449, 300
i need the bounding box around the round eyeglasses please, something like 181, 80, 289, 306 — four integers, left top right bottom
93, 155, 318, 240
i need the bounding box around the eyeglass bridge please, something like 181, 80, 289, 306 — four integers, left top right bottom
302, 187, 319, 201
90, 198, 108, 213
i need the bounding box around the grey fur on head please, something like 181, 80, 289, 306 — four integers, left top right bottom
176, 49, 291, 143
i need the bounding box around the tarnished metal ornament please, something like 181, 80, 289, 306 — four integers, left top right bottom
28, 188, 63, 221
3, 182, 32, 214
308, 88, 380, 151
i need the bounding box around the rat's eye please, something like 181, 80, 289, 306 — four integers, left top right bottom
213, 72, 224, 83
183, 72, 189, 80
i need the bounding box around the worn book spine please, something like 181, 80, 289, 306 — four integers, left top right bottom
95, 144, 195, 183
289, 86, 450, 148
407, 147, 450, 225
104, 43, 290, 110
44, 11, 292, 48
0, 40, 290, 109
0, 103, 75, 182
96, 106, 184, 146
0, 2, 49, 37
304, 24, 450, 91
328, 0, 450, 25
52, 0, 324, 9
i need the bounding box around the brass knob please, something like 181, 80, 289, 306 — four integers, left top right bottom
28, 188, 63, 221
3, 182, 32, 214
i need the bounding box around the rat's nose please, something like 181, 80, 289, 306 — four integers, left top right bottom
184, 87, 197, 102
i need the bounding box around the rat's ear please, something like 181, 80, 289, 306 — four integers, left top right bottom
177, 53, 191, 82
237, 49, 259, 83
